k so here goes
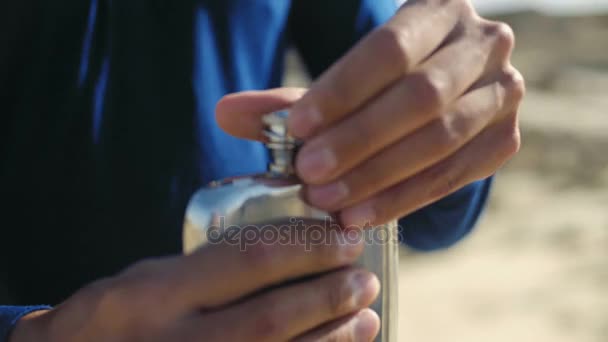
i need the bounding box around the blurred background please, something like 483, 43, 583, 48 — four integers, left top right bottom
283, 1, 608, 341
0, 1, 604, 341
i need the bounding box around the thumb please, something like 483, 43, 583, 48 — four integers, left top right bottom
216, 87, 307, 141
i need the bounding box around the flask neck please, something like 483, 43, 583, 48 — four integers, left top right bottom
267, 147, 297, 177
263, 110, 300, 178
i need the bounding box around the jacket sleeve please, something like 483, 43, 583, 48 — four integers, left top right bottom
0, 306, 52, 342
288, 0, 494, 251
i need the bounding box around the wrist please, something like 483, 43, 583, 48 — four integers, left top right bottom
9, 309, 51, 342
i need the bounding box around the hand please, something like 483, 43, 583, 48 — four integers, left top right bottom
10, 223, 380, 342
217, 0, 524, 227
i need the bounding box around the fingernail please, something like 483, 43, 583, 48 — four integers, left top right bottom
350, 271, 380, 307
341, 203, 376, 229
297, 147, 337, 183
307, 182, 349, 208
354, 309, 381, 342
290, 106, 323, 137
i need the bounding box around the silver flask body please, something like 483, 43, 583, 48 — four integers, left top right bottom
182, 111, 398, 342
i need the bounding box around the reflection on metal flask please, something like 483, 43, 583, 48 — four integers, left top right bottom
183, 110, 399, 342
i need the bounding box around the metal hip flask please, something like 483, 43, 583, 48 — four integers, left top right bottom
183, 110, 398, 342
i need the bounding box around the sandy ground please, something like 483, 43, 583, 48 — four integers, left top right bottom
395, 12, 608, 342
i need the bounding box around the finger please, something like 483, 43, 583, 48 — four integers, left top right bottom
194, 268, 379, 342
292, 309, 380, 342
175, 220, 366, 310
295, 24, 505, 185
340, 112, 521, 227
216, 87, 307, 141
288, 0, 468, 138
305, 68, 524, 211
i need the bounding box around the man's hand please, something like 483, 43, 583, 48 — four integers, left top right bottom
10, 224, 380, 342
217, 0, 524, 227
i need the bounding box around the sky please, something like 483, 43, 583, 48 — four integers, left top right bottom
397, 0, 608, 15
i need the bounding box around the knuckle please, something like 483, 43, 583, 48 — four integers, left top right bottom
502, 67, 526, 105
321, 82, 351, 112
342, 169, 379, 207
406, 72, 444, 115
113, 280, 157, 312
118, 259, 173, 306
74, 265, 174, 340
81, 277, 119, 308
459, 0, 477, 18
433, 116, 463, 154
67, 278, 134, 338
482, 21, 515, 54
349, 118, 374, 146
365, 198, 388, 226
88, 277, 134, 318
436, 175, 460, 200
427, 160, 461, 200
499, 115, 522, 158
372, 26, 411, 71
481, 115, 521, 178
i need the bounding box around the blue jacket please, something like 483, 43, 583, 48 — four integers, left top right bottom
0, 0, 491, 339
